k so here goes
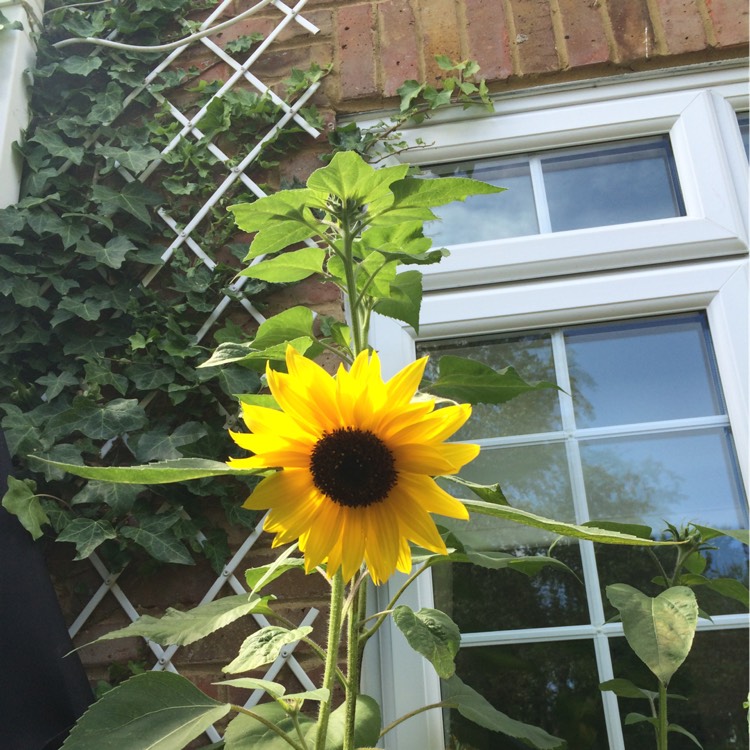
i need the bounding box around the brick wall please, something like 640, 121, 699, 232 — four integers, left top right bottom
55, 0, 747, 730
212, 0, 748, 111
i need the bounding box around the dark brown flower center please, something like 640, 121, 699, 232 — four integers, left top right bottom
310, 427, 397, 508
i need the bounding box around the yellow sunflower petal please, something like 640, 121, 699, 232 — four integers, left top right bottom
384, 356, 428, 408
397, 473, 470, 520
395, 537, 412, 574
393, 442, 480, 475
363, 503, 401, 584
240, 403, 314, 443
242, 469, 312, 510
299, 502, 343, 572
388, 403, 473, 445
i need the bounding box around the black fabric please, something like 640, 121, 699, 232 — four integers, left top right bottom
0, 431, 93, 749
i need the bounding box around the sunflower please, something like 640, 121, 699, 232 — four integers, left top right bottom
228, 345, 479, 584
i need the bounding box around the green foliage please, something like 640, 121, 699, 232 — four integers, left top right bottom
61, 671, 231, 750
223, 625, 314, 674
0, 0, 327, 571
392, 605, 461, 679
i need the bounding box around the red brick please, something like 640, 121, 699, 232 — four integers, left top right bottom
652, 0, 707, 53
557, 0, 611, 68
706, 0, 750, 47
416, 0, 463, 84
337, 4, 378, 99
511, 0, 561, 74
465, 0, 513, 81
606, 0, 658, 60
378, 0, 420, 98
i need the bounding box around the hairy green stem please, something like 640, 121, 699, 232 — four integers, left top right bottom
378, 701, 452, 739
230, 704, 305, 750
343, 582, 367, 750
315, 571, 345, 750
657, 681, 669, 750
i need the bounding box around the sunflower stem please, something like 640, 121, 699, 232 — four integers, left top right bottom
343, 581, 367, 750
315, 570, 345, 750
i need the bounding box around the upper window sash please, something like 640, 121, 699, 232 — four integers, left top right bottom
377, 68, 748, 291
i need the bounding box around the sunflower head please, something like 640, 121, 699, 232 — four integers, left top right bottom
229, 346, 479, 584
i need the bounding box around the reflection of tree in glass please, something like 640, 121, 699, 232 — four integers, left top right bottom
444, 641, 608, 750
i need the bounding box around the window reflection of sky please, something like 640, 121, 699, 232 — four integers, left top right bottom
738, 112, 749, 158
422, 136, 683, 245
566, 316, 723, 428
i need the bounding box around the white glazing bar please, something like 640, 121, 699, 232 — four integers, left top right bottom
528, 156, 552, 233
594, 633, 626, 749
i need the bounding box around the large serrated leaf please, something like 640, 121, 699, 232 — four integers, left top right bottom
373, 270, 422, 331
462, 498, 675, 546
224, 703, 314, 749
32, 457, 266, 484
389, 175, 505, 208
442, 675, 565, 749
92, 593, 274, 647
393, 606, 460, 679
606, 584, 698, 685
223, 626, 312, 673
238, 247, 325, 283
61, 671, 230, 750
423, 356, 556, 405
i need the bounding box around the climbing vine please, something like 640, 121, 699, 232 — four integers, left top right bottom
0, 0, 492, 573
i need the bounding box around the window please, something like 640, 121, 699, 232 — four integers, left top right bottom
365, 66, 748, 750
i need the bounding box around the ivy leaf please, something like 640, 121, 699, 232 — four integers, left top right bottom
2, 477, 48, 540
423, 356, 557, 404
61, 672, 231, 750
29, 129, 84, 165
238, 247, 325, 283
45, 397, 147, 440
126, 362, 176, 390
88, 81, 124, 125
56, 517, 117, 559
35, 370, 79, 402
94, 144, 161, 174
131, 422, 208, 462
59, 55, 103, 76
70, 482, 144, 514
606, 584, 698, 685
120, 525, 194, 565
223, 626, 313, 673
398, 79, 425, 111
76, 235, 136, 269
91, 593, 274, 647
393, 606, 460, 679
373, 270, 422, 331
11, 278, 50, 310
92, 182, 162, 225
442, 675, 565, 749
56, 295, 111, 322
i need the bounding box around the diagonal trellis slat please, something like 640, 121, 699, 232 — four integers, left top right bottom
65, 1, 324, 741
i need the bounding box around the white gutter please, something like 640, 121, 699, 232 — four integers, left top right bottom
0, 0, 43, 208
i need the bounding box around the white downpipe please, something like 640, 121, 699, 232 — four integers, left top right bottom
0, 0, 43, 208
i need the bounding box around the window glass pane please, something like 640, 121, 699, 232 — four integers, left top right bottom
738, 112, 749, 159
566, 315, 723, 428
424, 160, 538, 244
582, 430, 748, 531
542, 138, 684, 231
420, 332, 560, 438
444, 641, 608, 750
610, 629, 749, 750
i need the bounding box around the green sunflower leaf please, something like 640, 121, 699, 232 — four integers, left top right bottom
599, 678, 656, 701
2, 477, 48, 540
461, 498, 678, 546
223, 626, 313, 674
442, 675, 565, 749
693, 524, 749, 546
238, 247, 325, 283
252, 306, 316, 350
30, 457, 267, 484
607, 585, 698, 685
224, 703, 314, 749
393, 606, 460, 679
373, 270, 422, 332
90, 593, 274, 647
61, 672, 230, 750
389, 175, 504, 209
320, 694, 382, 750
245, 558, 306, 592
423, 356, 557, 405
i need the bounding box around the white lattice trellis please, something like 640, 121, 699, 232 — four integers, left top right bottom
65, 1, 324, 743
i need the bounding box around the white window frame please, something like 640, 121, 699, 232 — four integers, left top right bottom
364, 65, 749, 750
